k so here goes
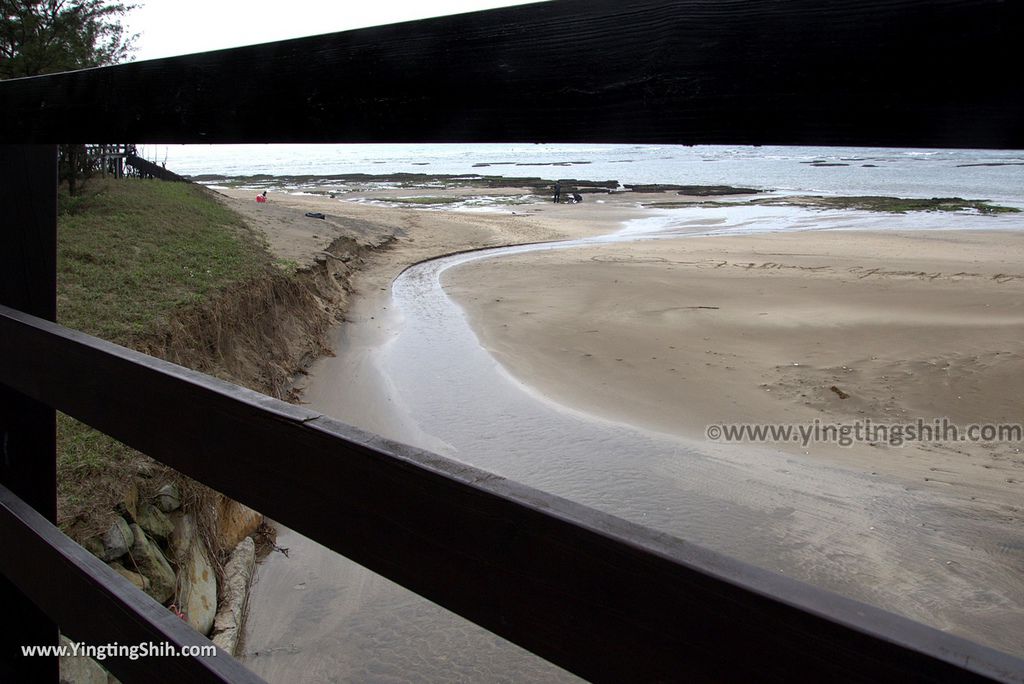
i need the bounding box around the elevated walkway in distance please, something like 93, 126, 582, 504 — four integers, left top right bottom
126, 154, 187, 182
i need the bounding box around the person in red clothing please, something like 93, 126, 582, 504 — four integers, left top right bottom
256, 191, 267, 203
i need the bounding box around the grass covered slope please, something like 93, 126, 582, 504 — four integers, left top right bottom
56, 179, 274, 531
58, 178, 268, 344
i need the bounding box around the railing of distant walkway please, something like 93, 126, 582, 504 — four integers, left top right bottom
2, 1, 1024, 681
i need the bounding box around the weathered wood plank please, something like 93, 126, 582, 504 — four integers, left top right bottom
2, 306, 1022, 682
1, 0, 1021, 148
125, 154, 187, 182
0, 146, 57, 516
0, 145, 58, 681
0, 483, 266, 684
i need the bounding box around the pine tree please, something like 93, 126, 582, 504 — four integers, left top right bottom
1, 1, 137, 194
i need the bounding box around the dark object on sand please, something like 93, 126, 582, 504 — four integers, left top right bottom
830, 385, 850, 400
304, 211, 326, 220
572, 192, 583, 203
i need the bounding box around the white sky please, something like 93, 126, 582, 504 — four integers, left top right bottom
124, 1, 547, 61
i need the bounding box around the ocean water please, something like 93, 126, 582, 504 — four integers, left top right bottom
142, 143, 1024, 205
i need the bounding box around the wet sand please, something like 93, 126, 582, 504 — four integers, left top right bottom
227, 186, 640, 683
442, 230, 1024, 507
225, 187, 1024, 677
399, 227, 1024, 656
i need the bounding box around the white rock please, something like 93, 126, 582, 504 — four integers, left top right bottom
168, 511, 195, 560
211, 537, 256, 655
180, 542, 217, 635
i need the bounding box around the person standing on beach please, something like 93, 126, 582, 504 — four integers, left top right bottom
553, 181, 561, 203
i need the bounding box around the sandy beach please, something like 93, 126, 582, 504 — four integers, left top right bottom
214, 185, 650, 683
212, 185, 657, 432
214, 183, 649, 262
214, 183, 1024, 677
443, 230, 1024, 508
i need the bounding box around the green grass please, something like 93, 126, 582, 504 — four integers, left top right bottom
273, 257, 301, 274
58, 178, 268, 344
57, 413, 139, 515
56, 178, 270, 530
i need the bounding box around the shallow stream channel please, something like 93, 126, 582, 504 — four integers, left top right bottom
240, 207, 1024, 682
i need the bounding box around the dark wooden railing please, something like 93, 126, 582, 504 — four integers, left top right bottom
2, 1, 1024, 682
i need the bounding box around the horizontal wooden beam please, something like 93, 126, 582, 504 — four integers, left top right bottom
0, 484, 265, 683
1, 0, 1022, 148
2, 306, 1022, 681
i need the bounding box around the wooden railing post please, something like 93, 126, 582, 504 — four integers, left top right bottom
0, 145, 59, 681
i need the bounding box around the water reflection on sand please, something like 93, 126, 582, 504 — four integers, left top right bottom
241, 208, 1024, 681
